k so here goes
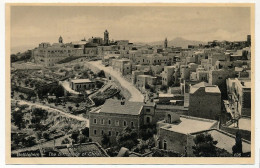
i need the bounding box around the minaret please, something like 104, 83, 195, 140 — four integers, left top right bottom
164, 38, 168, 48
104, 30, 109, 45
59, 36, 63, 43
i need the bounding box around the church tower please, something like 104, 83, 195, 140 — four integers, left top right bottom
164, 38, 168, 48
104, 30, 109, 45
59, 36, 63, 43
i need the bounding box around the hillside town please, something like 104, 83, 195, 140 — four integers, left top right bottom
11, 29, 251, 157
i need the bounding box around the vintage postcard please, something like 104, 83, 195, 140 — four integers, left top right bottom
5, 3, 255, 164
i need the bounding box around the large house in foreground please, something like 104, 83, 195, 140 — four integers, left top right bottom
89, 99, 156, 144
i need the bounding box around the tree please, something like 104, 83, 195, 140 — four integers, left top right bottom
23, 136, 37, 147
160, 85, 167, 92
12, 110, 25, 130
71, 131, 80, 144
24, 79, 29, 86
95, 81, 104, 89
133, 140, 148, 154
43, 131, 50, 140
116, 127, 139, 150
78, 134, 87, 144
11, 54, 18, 62
101, 133, 110, 148
81, 127, 89, 137
232, 131, 243, 156
76, 103, 80, 110
31, 108, 48, 124
140, 125, 156, 141
92, 97, 106, 106
97, 70, 106, 78
26, 95, 32, 101
192, 133, 218, 157
81, 70, 89, 78
19, 94, 25, 100
68, 106, 73, 112
53, 85, 64, 98
62, 138, 70, 144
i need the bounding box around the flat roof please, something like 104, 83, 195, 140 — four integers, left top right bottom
159, 93, 174, 97
229, 117, 251, 131
205, 86, 221, 93
99, 99, 144, 115
137, 74, 156, 78
161, 116, 217, 134
71, 79, 92, 83
190, 82, 220, 94
242, 82, 251, 88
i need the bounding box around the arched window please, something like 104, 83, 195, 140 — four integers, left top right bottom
146, 117, 151, 124
131, 121, 134, 128
163, 140, 167, 150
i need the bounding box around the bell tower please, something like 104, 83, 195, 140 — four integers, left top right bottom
59, 36, 63, 43
164, 38, 168, 48
104, 30, 109, 45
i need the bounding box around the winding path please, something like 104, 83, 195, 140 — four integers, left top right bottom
85, 60, 144, 102
14, 99, 89, 123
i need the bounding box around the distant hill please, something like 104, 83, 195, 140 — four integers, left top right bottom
11, 45, 36, 54
139, 37, 206, 49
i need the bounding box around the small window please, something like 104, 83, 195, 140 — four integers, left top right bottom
94, 130, 97, 135
146, 109, 151, 112
108, 120, 111, 125
101, 130, 104, 135
131, 121, 134, 128
146, 117, 151, 124
93, 118, 97, 124
115, 120, 119, 126
101, 119, 105, 125
123, 121, 127, 127
116, 132, 119, 136
108, 131, 112, 136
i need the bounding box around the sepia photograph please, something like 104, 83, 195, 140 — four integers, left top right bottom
5, 3, 255, 164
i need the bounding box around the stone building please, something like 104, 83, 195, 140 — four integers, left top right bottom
156, 113, 218, 154
161, 66, 177, 86
189, 82, 221, 120
104, 29, 109, 45
32, 36, 97, 66
111, 59, 132, 75
69, 79, 95, 91
209, 69, 236, 86
89, 99, 156, 144
226, 78, 251, 116
135, 75, 157, 90
180, 65, 190, 80
196, 67, 208, 82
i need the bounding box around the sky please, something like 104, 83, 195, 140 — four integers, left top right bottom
10, 5, 251, 52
